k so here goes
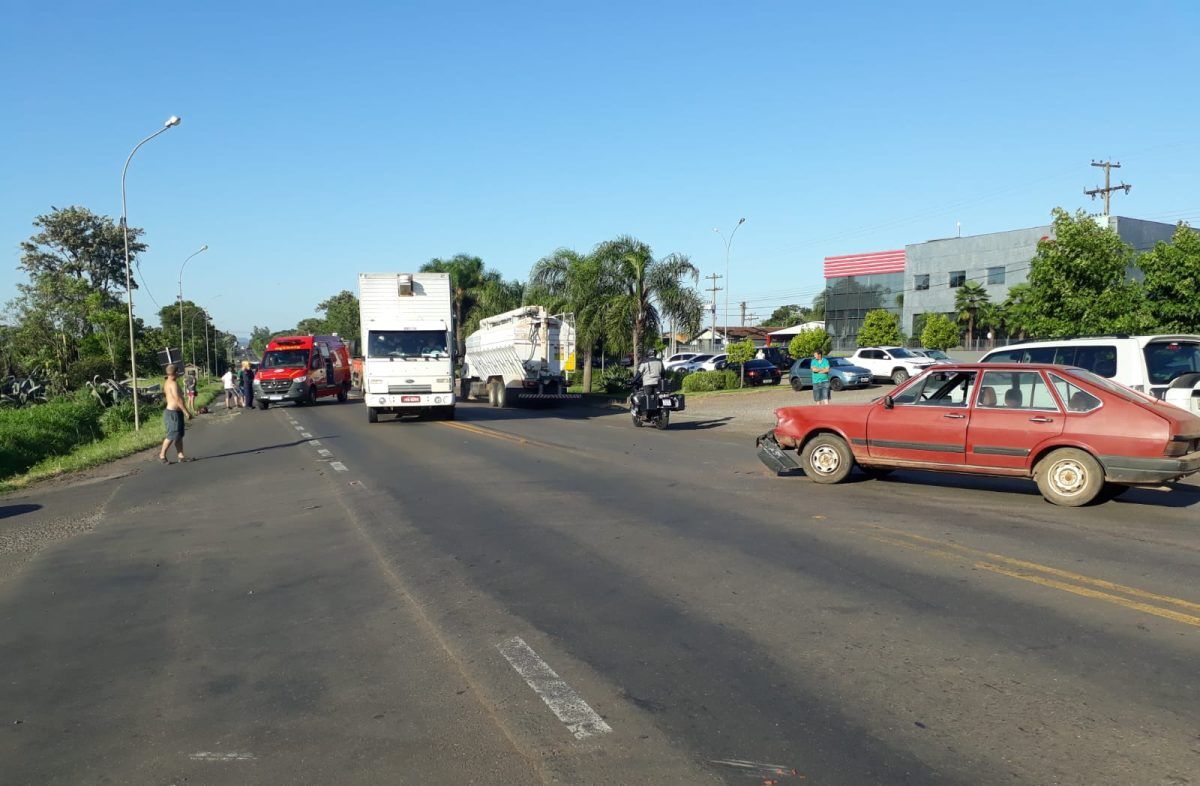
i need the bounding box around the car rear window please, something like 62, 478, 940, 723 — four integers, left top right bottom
1049, 373, 1102, 412
1143, 340, 1200, 385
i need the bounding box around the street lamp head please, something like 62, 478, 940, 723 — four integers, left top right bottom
165, 116, 182, 128
199, 244, 209, 252
737, 217, 746, 225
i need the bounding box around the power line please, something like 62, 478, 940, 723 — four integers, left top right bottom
1085, 160, 1131, 216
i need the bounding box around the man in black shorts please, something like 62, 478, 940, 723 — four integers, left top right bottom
159, 364, 193, 463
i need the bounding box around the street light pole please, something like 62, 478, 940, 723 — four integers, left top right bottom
714, 217, 746, 352
178, 244, 208, 363
121, 115, 181, 430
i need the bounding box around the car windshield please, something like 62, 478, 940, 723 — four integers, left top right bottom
1143, 341, 1200, 385
828, 357, 854, 367
368, 330, 449, 359
261, 349, 308, 368
889, 348, 917, 358
689, 354, 712, 363
925, 350, 949, 359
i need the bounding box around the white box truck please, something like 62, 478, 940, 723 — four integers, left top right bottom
461, 306, 581, 407
358, 272, 456, 422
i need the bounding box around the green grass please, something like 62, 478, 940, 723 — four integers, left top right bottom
0, 381, 222, 495
682, 382, 787, 399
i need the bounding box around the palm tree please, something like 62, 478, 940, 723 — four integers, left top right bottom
592, 236, 702, 368
464, 277, 524, 337
420, 254, 487, 357
954, 282, 990, 348
528, 249, 612, 393
1001, 283, 1032, 341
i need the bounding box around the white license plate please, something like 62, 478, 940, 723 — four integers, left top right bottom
268, 395, 284, 401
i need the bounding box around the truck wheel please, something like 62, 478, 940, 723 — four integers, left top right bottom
802, 434, 854, 484
488, 381, 499, 407
1035, 448, 1103, 506
891, 368, 909, 385
495, 383, 509, 408
367, 407, 379, 424
830, 377, 845, 392
337, 384, 348, 403
256, 400, 269, 410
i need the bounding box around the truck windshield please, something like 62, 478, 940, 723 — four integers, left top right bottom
1143, 341, 1200, 385
368, 330, 448, 359
261, 349, 308, 368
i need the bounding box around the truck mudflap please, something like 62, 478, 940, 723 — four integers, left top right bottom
516, 392, 583, 400
757, 430, 802, 475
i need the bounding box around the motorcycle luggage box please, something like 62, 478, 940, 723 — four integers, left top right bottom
659, 393, 685, 411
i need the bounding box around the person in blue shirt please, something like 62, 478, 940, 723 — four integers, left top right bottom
811, 349, 832, 405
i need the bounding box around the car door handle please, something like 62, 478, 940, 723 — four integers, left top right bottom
1028, 416, 1054, 423
943, 413, 966, 419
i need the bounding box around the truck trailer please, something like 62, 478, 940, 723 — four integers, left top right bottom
358, 272, 455, 422
461, 306, 580, 407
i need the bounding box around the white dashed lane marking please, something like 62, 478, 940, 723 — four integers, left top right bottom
308, 440, 321, 446
301, 432, 313, 438
496, 636, 612, 740
189, 752, 255, 761
317, 449, 332, 457
329, 462, 348, 472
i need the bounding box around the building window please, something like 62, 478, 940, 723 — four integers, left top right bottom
914, 274, 929, 291
987, 266, 1005, 285
949, 270, 966, 287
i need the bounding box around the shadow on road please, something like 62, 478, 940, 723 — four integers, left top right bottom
0, 503, 42, 520
664, 417, 733, 431
870, 470, 1200, 509
196, 437, 337, 461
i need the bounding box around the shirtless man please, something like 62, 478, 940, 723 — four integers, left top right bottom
159, 364, 193, 464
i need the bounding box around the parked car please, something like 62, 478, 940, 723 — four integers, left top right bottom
678, 353, 714, 372
909, 348, 956, 364
848, 346, 937, 385
757, 363, 1200, 506
726, 359, 782, 386
981, 335, 1200, 415
789, 356, 872, 391
756, 346, 792, 368
665, 352, 702, 371
687, 353, 727, 372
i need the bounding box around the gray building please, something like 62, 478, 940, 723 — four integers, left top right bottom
899, 215, 1180, 339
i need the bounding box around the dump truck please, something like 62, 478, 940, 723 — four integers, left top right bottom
461, 306, 580, 407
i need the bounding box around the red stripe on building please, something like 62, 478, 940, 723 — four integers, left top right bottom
823, 249, 905, 278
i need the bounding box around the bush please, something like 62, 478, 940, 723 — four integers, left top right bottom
66, 356, 116, 389
681, 370, 729, 392
0, 395, 106, 479
600, 365, 634, 393
920, 313, 961, 351
99, 399, 141, 437
857, 309, 904, 347
722, 368, 742, 389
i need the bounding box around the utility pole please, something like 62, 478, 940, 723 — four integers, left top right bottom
1085, 160, 1131, 216
705, 273, 723, 352
740, 301, 747, 327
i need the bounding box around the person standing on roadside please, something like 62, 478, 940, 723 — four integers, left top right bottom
811, 349, 832, 405
221, 367, 236, 408
158, 365, 192, 464
183, 370, 197, 414
239, 361, 255, 409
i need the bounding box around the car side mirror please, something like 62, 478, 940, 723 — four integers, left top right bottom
883, 395, 894, 410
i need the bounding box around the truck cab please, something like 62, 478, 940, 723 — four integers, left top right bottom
254, 335, 351, 408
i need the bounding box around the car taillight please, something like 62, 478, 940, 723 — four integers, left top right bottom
1165, 436, 1197, 457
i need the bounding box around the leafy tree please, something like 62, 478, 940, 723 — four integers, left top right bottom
1022, 208, 1151, 338
1001, 283, 1033, 341
19, 206, 146, 300
954, 282, 990, 347
920, 313, 960, 351
726, 338, 757, 387
857, 309, 903, 347
295, 317, 327, 335
767, 304, 808, 326
1139, 222, 1200, 332
421, 254, 491, 356
788, 328, 832, 358
591, 235, 702, 368
465, 277, 524, 336
249, 326, 274, 355
316, 290, 361, 344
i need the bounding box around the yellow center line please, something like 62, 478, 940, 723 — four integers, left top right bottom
864, 531, 1200, 628
870, 525, 1200, 614
438, 421, 566, 451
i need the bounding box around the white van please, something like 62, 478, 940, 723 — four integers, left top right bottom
981, 335, 1200, 414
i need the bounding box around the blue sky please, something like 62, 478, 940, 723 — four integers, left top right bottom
3, 1, 1197, 338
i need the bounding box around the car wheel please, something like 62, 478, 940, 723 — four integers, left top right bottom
1035, 448, 1104, 506
337, 385, 349, 403
790, 377, 805, 392
829, 377, 844, 392
367, 407, 379, 424
891, 368, 909, 385
801, 434, 854, 484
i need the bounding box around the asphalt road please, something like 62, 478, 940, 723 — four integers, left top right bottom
2, 395, 1198, 785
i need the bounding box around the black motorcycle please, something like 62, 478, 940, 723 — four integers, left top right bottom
629, 375, 685, 430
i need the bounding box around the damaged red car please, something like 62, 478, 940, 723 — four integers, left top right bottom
756, 363, 1200, 506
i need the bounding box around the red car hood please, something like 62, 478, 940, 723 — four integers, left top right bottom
256, 368, 306, 381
